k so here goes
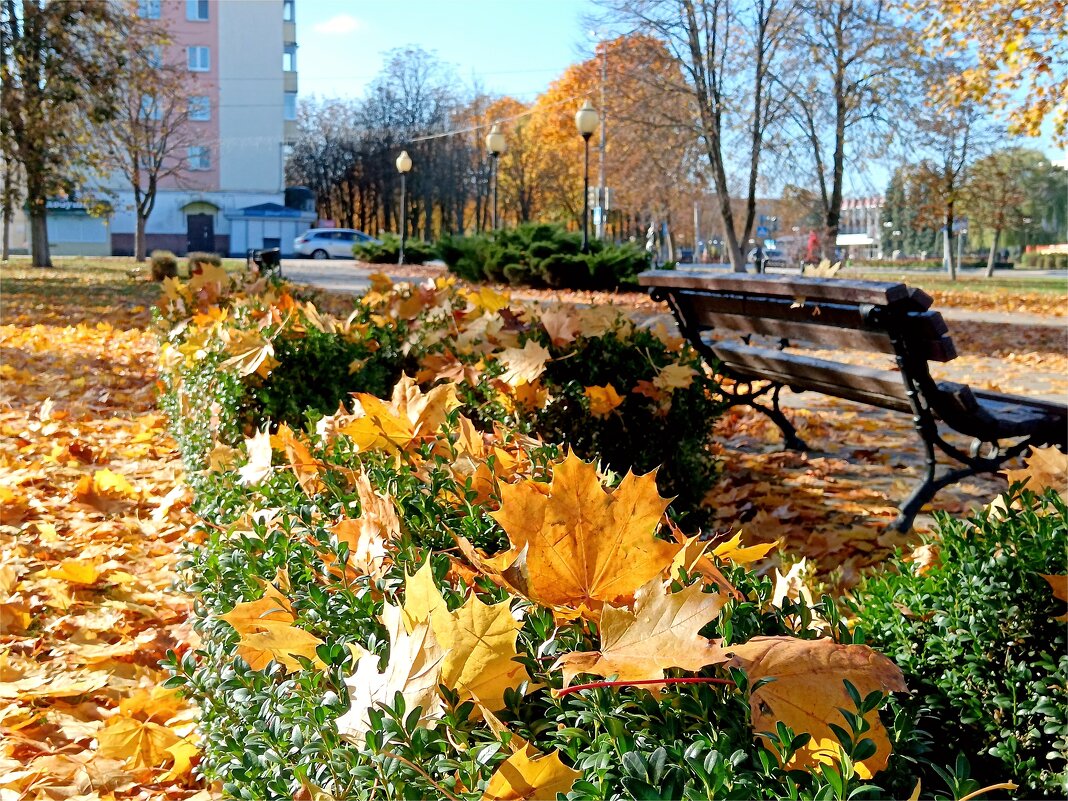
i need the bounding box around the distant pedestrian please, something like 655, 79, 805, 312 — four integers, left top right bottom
752, 243, 766, 273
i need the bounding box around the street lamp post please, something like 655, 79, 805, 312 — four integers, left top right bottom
575, 100, 598, 253
395, 150, 412, 265
485, 124, 506, 230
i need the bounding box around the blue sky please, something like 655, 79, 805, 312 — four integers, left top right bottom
294, 0, 1063, 192
296, 0, 598, 102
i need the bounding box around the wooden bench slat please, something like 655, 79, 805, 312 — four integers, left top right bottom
639, 270, 913, 306
673, 291, 956, 361
710, 342, 916, 412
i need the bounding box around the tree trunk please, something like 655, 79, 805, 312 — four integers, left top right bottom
944, 200, 956, 280
985, 227, 1000, 278
135, 213, 147, 262
28, 196, 51, 268
942, 226, 955, 280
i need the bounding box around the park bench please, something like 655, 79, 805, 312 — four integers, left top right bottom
247, 247, 282, 277
638, 269, 1068, 531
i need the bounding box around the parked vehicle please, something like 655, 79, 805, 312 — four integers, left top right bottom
293, 228, 379, 259
746, 247, 789, 271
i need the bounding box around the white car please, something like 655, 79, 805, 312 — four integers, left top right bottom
293, 228, 378, 259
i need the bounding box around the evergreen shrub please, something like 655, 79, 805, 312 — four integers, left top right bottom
352, 233, 438, 265
150, 249, 178, 281
438, 223, 651, 290
851, 491, 1068, 797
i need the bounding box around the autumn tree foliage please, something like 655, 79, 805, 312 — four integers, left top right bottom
0, 1, 128, 267
908, 0, 1068, 144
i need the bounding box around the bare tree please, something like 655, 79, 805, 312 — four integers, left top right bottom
776, 0, 910, 258
0, 0, 126, 267
596, 0, 795, 270
101, 16, 198, 262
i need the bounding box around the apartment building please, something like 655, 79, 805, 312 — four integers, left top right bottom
24, 0, 311, 257
836, 195, 887, 260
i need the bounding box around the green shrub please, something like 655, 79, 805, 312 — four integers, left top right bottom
850, 491, 1068, 797
352, 233, 438, 265
150, 249, 178, 281
439, 223, 651, 290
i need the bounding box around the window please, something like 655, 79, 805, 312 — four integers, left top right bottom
283, 0, 294, 21
188, 146, 211, 171
188, 96, 211, 120
140, 95, 161, 121
283, 44, 296, 72
187, 46, 210, 72
283, 92, 297, 121
137, 0, 160, 19
186, 0, 209, 21
145, 45, 163, 69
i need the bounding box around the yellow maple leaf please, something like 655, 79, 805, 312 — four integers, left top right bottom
73, 468, 139, 513
340, 375, 460, 454
653, 363, 697, 392
481, 743, 581, 801
219, 328, 279, 379
462, 285, 511, 313
496, 341, 551, 386
95, 715, 182, 769
554, 578, 726, 688
712, 532, 780, 565
218, 580, 324, 672
159, 736, 199, 782
584, 384, 624, 417
40, 558, 106, 586
187, 262, 230, 294
1004, 446, 1068, 500
723, 636, 907, 778
489, 451, 677, 616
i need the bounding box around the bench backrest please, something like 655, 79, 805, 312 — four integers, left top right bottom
638, 270, 957, 362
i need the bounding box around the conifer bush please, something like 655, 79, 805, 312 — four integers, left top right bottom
438, 222, 651, 290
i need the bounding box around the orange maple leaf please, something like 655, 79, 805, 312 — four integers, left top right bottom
487, 452, 677, 617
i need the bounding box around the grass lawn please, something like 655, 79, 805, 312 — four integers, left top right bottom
845, 270, 1068, 296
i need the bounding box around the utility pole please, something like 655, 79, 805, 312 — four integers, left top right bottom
596, 39, 607, 241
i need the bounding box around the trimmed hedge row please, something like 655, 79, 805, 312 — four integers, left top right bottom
155, 271, 721, 525
439, 223, 652, 290
155, 270, 1067, 800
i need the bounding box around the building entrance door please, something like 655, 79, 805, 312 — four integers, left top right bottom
186, 214, 215, 253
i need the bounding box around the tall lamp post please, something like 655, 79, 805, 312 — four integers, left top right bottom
485, 124, 506, 229
575, 99, 598, 252
396, 150, 412, 265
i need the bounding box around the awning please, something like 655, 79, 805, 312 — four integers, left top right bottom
836, 233, 874, 246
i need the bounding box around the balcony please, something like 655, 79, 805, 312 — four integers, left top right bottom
284, 71, 297, 93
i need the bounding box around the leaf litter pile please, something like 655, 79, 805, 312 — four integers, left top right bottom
0, 264, 209, 798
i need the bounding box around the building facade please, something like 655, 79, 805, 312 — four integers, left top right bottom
15, 0, 309, 258
837, 195, 887, 260
106, 0, 305, 256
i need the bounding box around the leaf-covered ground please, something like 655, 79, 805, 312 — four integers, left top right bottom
0, 261, 212, 799
0, 258, 1063, 792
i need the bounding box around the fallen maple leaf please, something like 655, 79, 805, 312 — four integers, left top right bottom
401, 561, 529, 711
218, 580, 324, 672
712, 532, 779, 565
553, 579, 726, 688
496, 340, 551, 386
335, 604, 445, 745
539, 307, 580, 346
584, 384, 624, 417
723, 636, 907, 778
95, 715, 182, 770
219, 328, 278, 378
238, 428, 274, 486
653, 363, 697, 392
1039, 574, 1068, 622
340, 375, 459, 454
73, 468, 139, 513
481, 743, 581, 801
272, 424, 326, 496
489, 451, 677, 616
1004, 446, 1068, 500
